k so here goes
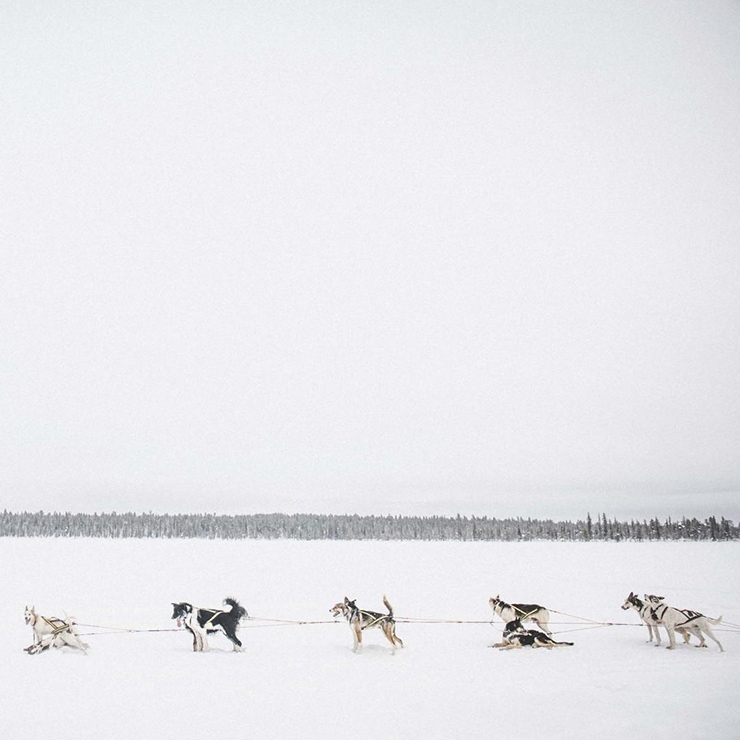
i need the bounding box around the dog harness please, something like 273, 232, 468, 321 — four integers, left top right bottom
345, 602, 391, 631
502, 603, 541, 621
202, 609, 225, 627
652, 604, 702, 626
41, 616, 71, 634
358, 611, 390, 630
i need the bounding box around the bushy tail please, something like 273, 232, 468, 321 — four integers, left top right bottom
556, 640, 574, 646
223, 597, 248, 621
708, 615, 723, 625
383, 595, 394, 618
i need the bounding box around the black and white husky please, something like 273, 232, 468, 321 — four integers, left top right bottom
491, 619, 573, 650
24, 605, 89, 654
330, 596, 404, 654
621, 592, 664, 646
644, 594, 724, 652
489, 595, 551, 635
171, 597, 248, 652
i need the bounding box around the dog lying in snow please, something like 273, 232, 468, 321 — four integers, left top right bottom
490, 619, 573, 650
24, 605, 89, 654
171, 597, 248, 652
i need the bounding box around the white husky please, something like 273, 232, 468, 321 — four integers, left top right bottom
24, 605, 89, 654
644, 595, 724, 652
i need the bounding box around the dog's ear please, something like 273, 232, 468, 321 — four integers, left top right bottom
344, 596, 349, 604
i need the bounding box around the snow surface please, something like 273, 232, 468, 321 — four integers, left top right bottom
2, 538, 739, 739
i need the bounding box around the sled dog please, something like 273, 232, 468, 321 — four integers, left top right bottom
171, 597, 247, 652
622, 592, 699, 646
330, 596, 404, 654
489, 595, 551, 634
621, 592, 664, 645
24, 605, 89, 654
644, 594, 724, 652
491, 619, 573, 650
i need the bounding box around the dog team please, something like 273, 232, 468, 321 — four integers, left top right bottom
23, 591, 725, 655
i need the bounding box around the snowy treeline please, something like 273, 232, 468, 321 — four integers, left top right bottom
0, 510, 737, 541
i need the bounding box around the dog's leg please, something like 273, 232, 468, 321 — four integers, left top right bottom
533, 617, 552, 636
382, 623, 398, 655
186, 614, 207, 652
651, 623, 662, 646
652, 624, 664, 647
186, 626, 198, 652
352, 623, 362, 653
701, 626, 724, 652
60, 632, 84, 652
75, 634, 90, 652
665, 626, 677, 650
225, 626, 243, 652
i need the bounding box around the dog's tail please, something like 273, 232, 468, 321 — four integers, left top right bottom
555, 640, 574, 646
223, 597, 248, 621
383, 595, 394, 618
708, 615, 723, 625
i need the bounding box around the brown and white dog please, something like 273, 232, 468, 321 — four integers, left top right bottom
330, 596, 404, 654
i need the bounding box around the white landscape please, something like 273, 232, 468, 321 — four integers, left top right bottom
2, 538, 738, 740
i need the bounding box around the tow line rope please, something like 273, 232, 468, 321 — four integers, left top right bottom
73, 612, 740, 637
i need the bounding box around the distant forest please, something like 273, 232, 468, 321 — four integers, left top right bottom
0, 510, 737, 541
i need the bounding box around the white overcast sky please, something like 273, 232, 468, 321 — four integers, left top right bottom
1, 1, 739, 520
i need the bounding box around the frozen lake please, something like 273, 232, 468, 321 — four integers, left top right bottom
2, 538, 738, 739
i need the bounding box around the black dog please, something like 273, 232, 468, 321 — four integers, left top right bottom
491, 618, 574, 650
171, 597, 247, 652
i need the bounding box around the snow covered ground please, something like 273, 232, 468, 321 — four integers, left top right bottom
2, 538, 738, 739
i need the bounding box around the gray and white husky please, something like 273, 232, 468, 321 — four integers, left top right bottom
330, 596, 404, 654
489, 595, 551, 635
24, 605, 89, 654
644, 594, 724, 652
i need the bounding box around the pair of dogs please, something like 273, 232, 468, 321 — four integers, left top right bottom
24, 599, 249, 655
23, 605, 89, 655
329, 594, 560, 654
621, 592, 724, 651
488, 595, 573, 650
